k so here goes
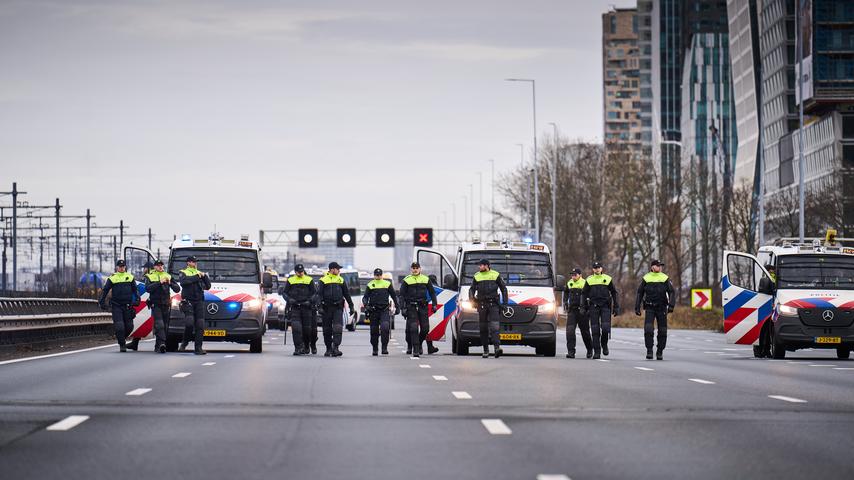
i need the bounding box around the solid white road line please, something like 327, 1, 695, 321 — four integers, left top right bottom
833, 367, 854, 370
172, 372, 192, 378
688, 378, 716, 385
452, 391, 472, 399
202, 362, 216, 366
0, 344, 116, 366
634, 367, 654, 371
768, 395, 807, 403
46, 415, 90, 431
419, 364, 431, 368
537, 475, 571, 480
808, 364, 836, 367
125, 388, 152, 396
224, 355, 235, 358
433, 375, 448, 381
595, 359, 609, 362
481, 418, 512, 435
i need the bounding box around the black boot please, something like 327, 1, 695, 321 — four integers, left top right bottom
646, 348, 653, 360
158, 344, 166, 354
324, 348, 332, 357
311, 344, 317, 355
178, 342, 188, 352
293, 349, 304, 356
482, 350, 489, 359
381, 347, 389, 355
592, 349, 601, 360
428, 344, 439, 354
656, 349, 663, 360
127, 338, 139, 351
333, 346, 343, 357
586, 349, 593, 359
372, 349, 378, 356
602, 342, 609, 356
119, 344, 127, 353
494, 348, 503, 359
194, 349, 207, 355
566, 351, 575, 359
406, 347, 412, 355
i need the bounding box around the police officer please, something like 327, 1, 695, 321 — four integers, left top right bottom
583, 261, 619, 359
634, 259, 675, 360
403, 274, 440, 355
362, 268, 400, 356
316, 262, 355, 357
98, 259, 140, 352
281, 264, 316, 356
400, 262, 438, 358
144, 259, 180, 353
469, 259, 509, 359
563, 267, 593, 359
178, 255, 212, 355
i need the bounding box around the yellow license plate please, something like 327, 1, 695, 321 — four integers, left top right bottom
499, 333, 522, 340
815, 336, 841, 344
364, 319, 370, 324
204, 329, 226, 337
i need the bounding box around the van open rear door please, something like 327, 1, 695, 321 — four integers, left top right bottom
722, 250, 774, 344
413, 248, 459, 342
123, 245, 157, 339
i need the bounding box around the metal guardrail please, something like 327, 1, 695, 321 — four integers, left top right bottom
0, 297, 113, 346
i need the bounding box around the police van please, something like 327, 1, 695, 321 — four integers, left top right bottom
722, 231, 854, 359
264, 269, 287, 331
414, 240, 562, 356
122, 233, 273, 353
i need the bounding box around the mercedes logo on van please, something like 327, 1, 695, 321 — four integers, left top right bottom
822, 310, 834, 322
207, 303, 219, 315
502, 306, 514, 318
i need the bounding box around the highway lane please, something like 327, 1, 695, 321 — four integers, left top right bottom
0, 327, 852, 480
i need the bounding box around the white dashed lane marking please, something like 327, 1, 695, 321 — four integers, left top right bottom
452, 391, 472, 400
202, 362, 216, 366
688, 378, 716, 385
481, 419, 512, 435
833, 367, 854, 370
768, 395, 807, 403
172, 372, 192, 378
537, 475, 572, 480
46, 415, 90, 431
634, 367, 654, 371
125, 388, 152, 396
224, 355, 235, 358
433, 375, 448, 381
808, 364, 836, 367
419, 364, 431, 369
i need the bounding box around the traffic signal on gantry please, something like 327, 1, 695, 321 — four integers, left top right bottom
413, 228, 433, 247
375, 228, 395, 247
298, 228, 318, 248
337, 228, 356, 247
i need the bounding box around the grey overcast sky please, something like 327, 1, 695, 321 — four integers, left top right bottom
1, 0, 633, 256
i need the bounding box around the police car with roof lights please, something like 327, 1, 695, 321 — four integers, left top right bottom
414, 239, 563, 356
723, 229, 854, 359
123, 233, 273, 353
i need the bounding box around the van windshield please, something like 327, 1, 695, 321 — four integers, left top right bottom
169, 248, 260, 284
777, 254, 854, 290
461, 251, 553, 287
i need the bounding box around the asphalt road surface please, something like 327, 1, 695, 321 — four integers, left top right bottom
1, 327, 852, 480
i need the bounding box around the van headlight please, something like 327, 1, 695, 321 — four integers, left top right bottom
461, 300, 476, 311
243, 299, 262, 310
538, 302, 555, 313
777, 304, 798, 316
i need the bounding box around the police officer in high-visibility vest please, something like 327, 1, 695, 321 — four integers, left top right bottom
98, 259, 140, 352
400, 262, 439, 358
281, 264, 316, 356
582, 261, 620, 359
144, 259, 180, 353
316, 262, 355, 357
178, 255, 212, 355
362, 268, 400, 356
469, 259, 509, 359
563, 267, 593, 359
634, 259, 675, 360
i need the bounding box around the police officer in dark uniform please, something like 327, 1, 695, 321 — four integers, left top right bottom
178, 255, 212, 355
144, 259, 180, 353
634, 259, 676, 360
362, 268, 400, 356
316, 262, 355, 357
399, 262, 438, 358
469, 259, 509, 359
563, 267, 593, 359
281, 264, 316, 356
98, 259, 140, 352
582, 261, 620, 359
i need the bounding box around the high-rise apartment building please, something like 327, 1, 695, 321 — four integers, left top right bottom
602, 8, 642, 156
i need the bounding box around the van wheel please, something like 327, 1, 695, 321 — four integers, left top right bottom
165, 336, 179, 352
455, 335, 469, 356
536, 340, 556, 357
837, 347, 851, 359
250, 336, 263, 353
451, 334, 458, 354
771, 328, 786, 359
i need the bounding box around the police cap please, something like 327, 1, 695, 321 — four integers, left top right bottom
294, 263, 305, 272
328, 261, 343, 270
115, 259, 126, 267
373, 268, 383, 276
592, 261, 603, 268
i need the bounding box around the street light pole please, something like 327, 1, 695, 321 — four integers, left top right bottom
488, 159, 495, 236
506, 78, 539, 242
516, 143, 529, 231
477, 172, 483, 238
796, 0, 806, 242
548, 122, 559, 269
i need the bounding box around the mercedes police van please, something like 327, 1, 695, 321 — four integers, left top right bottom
414, 240, 562, 356
723, 231, 854, 359
123, 233, 273, 353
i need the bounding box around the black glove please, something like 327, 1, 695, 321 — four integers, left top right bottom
613, 307, 620, 316
99, 302, 108, 311
667, 306, 674, 313
394, 307, 401, 316
579, 308, 587, 316
132, 299, 140, 307
432, 303, 438, 311
635, 309, 641, 316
